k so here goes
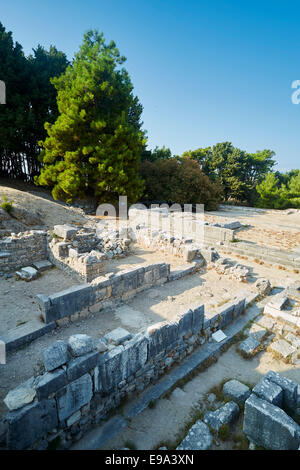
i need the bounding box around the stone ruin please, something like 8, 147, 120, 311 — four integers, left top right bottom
0, 206, 300, 450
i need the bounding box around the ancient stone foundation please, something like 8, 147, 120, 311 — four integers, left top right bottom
0, 230, 47, 272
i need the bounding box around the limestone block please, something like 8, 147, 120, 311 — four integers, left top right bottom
53, 225, 77, 240
42, 340, 69, 371
56, 373, 93, 421
6, 399, 58, 450
68, 334, 94, 357
104, 327, 132, 345
223, 379, 251, 404
253, 378, 283, 407
176, 420, 213, 450
243, 393, 300, 450
204, 401, 239, 431
265, 370, 298, 410
4, 377, 37, 411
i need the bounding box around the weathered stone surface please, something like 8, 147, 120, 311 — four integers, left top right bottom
254, 278, 271, 296
243, 393, 300, 450
268, 293, 289, 311
204, 401, 239, 431
253, 378, 283, 407
67, 351, 98, 381
285, 332, 300, 348
32, 259, 52, 272
248, 323, 267, 342
16, 266, 38, 281
104, 327, 132, 345
238, 336, 260, 357
42, 340, 69, 371
68, 334, 94, 357
6, 399, 58, 450
53, 224, 77, 240
176, 420, 213, 450
190, 303, 204, 333
256, 315, 275, 330
175, 309, 193, 336
147, 321, 178, 358
265, 370, 298, 410
56, 373, 93, 421
35, 369, 67, 400
223, 379, 251, 404
4, 377, 36, 411
269, 339, 296, 359
44, 284, 93, 323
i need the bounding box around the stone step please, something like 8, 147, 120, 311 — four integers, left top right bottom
0, 318, 56, 353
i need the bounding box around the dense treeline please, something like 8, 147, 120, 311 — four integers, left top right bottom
0, 22, 299, 209
0, 22, 68, 181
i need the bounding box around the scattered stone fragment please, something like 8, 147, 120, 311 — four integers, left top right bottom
42, 340, 69, 371
254, 278, 271, 296
204, 401, 239, 431
223, 379, 251, 404
238, 336, 260, 357
212, 330, 227, 343
104, 327, 132, 345
269, 339, 296, 359
16, 266, 38, 281
253, 378, 283, 407
176, 420, 213, 450
68, 334, 94, 357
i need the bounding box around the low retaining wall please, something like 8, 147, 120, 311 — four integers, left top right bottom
0, 296, 246, 450
37, 262, 170, 324
0, 231, 47, 273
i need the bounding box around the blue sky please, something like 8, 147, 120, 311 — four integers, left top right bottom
1, 0, 300, 170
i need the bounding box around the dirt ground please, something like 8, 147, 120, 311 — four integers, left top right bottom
205, 206, 300, 251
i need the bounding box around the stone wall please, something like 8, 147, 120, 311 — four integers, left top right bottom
0, 230, 47, 273
0, 296, 246, 450
37, 262, 171, 324
128, 207, 234, 244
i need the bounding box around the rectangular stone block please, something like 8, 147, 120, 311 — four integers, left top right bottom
95, 346, 124, 393
67, 351, 99, 382
265, 370, 298, 411
191, 303, 204, 333
6, 399, 58, 450
35, 369, 67, 400
175, 309, 193, 337
243, 393, 300, 450
253, 378, 283, 407
44, 284, 94, 323
146, 321, 178, 358
56, 373, 93, 421
218, 303, 235, 328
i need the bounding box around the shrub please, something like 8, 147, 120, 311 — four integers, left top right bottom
0, 194, 13, 215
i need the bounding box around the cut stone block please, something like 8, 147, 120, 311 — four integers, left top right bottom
176, 420, 213, 450
6, 399, 58, 450
265, 370, 298, 410
204, 401, 239, 431
4, 377, 36, 411
68, 334, 94, 357
238, 336, 260, 357
212, 330, 227, 343
243, 393, 300, 450
53, 224, 77, 240
104, 327, 132, 345
248, 323, 267, 342
32, 260, 52, 272
268, 294, 289, 311
16, 266, 38, 281
256, 316, 275, 331
253, 378, 283, 407
223, 379, 251, 404
269, 339, 296, 359
285, 332, 300, 348
42, 340, 69, 371
56, 373, 93, 421
35, 369, 67, 400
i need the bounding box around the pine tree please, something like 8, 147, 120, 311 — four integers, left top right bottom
35, 30, 146, 204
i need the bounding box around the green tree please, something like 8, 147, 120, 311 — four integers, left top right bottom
36, 30, 146, 204
141, 145, 172, 162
